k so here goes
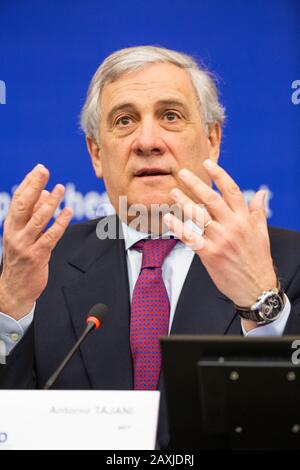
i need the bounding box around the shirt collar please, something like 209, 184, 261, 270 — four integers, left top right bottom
121, 220, 202, 252
121, 221, 174, 251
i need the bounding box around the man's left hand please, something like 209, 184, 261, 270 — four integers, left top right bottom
164, 159, 277, 309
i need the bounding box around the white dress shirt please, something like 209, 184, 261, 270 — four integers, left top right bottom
0, 222, 291, 357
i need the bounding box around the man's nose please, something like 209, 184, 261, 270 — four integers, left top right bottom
131, 120, 167, 157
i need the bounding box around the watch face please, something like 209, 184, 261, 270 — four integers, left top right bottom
261, 293, 284, 321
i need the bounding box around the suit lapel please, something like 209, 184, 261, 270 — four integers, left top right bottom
61, 216, 240, 392
62, 216, 133, 390
171, 254, 241, 335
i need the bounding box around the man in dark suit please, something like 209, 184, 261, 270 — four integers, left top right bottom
1, 46, 300, 446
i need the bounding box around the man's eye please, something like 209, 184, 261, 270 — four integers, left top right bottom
115, 116, 133, 126
163, 112, 180, 122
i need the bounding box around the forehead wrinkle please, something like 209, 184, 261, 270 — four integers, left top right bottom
112, 79, 168, 90
103, 68, 196, 97
108, 82, 187, 104
100, 64, 202, 125
104, 85, 194, 112
102, 61, 197, 97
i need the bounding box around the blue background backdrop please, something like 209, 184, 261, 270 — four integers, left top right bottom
0, 0, 299, 257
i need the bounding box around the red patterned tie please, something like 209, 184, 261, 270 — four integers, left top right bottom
130, 238, 178, 390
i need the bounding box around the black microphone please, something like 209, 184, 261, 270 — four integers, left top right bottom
43, 303, 108, 390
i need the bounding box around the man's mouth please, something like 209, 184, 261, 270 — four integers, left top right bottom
135, 168, 172, 177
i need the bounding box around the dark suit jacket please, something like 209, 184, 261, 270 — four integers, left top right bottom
1, 216, 300, 447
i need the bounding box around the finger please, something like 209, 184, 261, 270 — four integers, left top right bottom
170, 188, 212, 229
178, 168, 232, 222
36, 207, 73, 252
33, 190, 50, 214
10, 164, 50, 229
163, 213, 204, 251
203, 159, 248, 215
23, 185, 65, 242
13, 168, 35, 197
249, 190, 268, 233
168, 190, 223, 243
5, 167, 38, 227
6, 169, 35, 225
249, 189, 266, 213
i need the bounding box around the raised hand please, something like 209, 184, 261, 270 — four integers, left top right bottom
0, 164, 73, 320
164, 159, 277, 309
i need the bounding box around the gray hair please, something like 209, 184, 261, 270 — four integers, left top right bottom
80, 45, 225, 142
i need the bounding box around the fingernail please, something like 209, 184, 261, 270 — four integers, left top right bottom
203, 159, 216, 169
35, 163, 45, 171
179, 169, 190, 180
171, 188, 181, 198
53, 184, 64, 196
35, 164, 48, 177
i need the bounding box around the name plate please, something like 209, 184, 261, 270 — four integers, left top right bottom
0, 390, 160, 450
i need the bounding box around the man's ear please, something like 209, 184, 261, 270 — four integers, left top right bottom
86, 136, 103, 179
207, 123, 222, 164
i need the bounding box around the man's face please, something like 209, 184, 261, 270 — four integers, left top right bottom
89, 62, 221, 216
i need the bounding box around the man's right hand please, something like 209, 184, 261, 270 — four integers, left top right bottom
0, 164, 73, 320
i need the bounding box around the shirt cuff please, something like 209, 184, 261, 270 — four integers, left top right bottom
242, 294, 291, 337
0, 304, 35, 357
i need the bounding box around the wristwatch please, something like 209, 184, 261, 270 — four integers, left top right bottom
235, 283, 285, 324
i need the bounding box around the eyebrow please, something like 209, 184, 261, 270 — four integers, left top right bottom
106, 103, 135, 124
156, 99, 189, 112
106, 99, 189, 124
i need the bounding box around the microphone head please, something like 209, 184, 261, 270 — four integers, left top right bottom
86, 303, 109, 329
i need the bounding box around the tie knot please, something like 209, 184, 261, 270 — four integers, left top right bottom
134, 238, 178, 269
